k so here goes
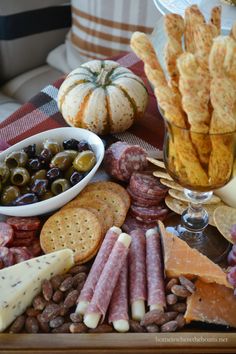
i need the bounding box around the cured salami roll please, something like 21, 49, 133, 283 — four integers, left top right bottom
129, 229, 147, 321
108, 258, 129, 332
84, 233, 131, 329
76, 226, 121, 315
104, 141, 148, 182
146, 228, 166, 311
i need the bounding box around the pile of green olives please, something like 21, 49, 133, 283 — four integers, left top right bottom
0, 138, 96, 206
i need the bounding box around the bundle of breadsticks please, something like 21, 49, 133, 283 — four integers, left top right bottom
130, 5, 236, 188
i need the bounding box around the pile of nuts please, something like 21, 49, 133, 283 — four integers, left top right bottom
130, 276, 196, 333
8, 269, 195, 333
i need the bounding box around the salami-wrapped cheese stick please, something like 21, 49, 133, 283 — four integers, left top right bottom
108, 258, 129, 332
146, 228, 166, 312
84, 233, 131, 329
129, 229, 147, 321
76, 226, 121, 314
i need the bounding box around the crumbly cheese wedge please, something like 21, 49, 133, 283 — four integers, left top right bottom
0, 249, 74, 332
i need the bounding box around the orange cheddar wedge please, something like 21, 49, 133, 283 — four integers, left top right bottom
158, 221, 231, 288
185, 280, 236, 328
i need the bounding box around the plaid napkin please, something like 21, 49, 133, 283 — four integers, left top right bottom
0, 52, 164, 157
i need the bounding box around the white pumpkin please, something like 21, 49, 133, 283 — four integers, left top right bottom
57, 60, 148, 135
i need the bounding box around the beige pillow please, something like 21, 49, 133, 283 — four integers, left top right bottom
0, 0, 71, 83
66, 0, 161, 70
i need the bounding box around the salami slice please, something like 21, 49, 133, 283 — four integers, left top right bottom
146, 228, 166, 311
77, 227, 121, 313
129, 229, 147, 304
104, 142, 148, 182
0, 222, 14, 247
0, 247, 15, 267
14, 230, 37, 239
130, 172, 168, 197
122, 213, 157, 234
10, 247, 32, 263
108, 258, 129, 324
0, 259, 4, 269
84, 233, 131, 324
127, 187, 164, 207
11, 237, 35, 247
130, 205, 169, 221
26, 239, 42, 257
6, 217, 41, 231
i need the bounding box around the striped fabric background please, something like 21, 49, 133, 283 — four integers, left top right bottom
67, 0, 161, 62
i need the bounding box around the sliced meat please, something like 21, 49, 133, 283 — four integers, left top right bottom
104, 142, 148, 182
10, 247, 32, 263
130, 205, 169, 221
0, 259, 4, 269
108, 258, 129, 323
6, 217, 41, 231
77, 227, 121, 308
130, 172, 168, 197
0, 247, 15, 267
127, 187, 164, 207
129, 229, 147, 304
14, 230, 37, 239
122, 213, 158, 234
11, 237, 35, 247
26, 239, 42, 257
0, 222, 14, 247
146, 228, 166, 311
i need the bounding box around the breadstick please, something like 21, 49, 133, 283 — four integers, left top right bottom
194, 23, 217, 70
230, 23, 236, 41
184, 5, 205, 53
164, 14, 184, 91
210, 6, 222, 36
130, 31, 186, 128
208, 36, 236, 185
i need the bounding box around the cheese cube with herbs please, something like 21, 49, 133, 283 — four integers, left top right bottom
0, 249, 74, 332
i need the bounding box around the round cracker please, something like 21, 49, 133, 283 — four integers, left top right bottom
62, 199, 113, 234
153, 171, 173, 181
213, 206, 236, 244
168, 189, 221, 205
81, 181, 130, 210
40, 208, 102, 263
76, 190, 127, 227
165, 195, 225, 227
147, 157, 166, 169
160, 178, 184, 192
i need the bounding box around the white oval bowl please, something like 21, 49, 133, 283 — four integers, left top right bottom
0, 127, 104, 216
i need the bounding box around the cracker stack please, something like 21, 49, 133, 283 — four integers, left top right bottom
40, 181, 130, 264
130, 5, 236, 189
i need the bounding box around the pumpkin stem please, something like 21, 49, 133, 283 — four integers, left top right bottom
96, 69, 110, 86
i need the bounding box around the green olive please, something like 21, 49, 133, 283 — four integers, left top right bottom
43, 139, 61, 156
5, 151, 28, 168
1, 185, 21, 205
64, 166, 76, 180
73, 150, 96, 172
0, 162, 10, 183
50, 152, 73, 171
31, 169, 47, 184
0, 181, 2, 193
64, 150, 78, 160
11, 167, 30, 186
51, 178, 70, 195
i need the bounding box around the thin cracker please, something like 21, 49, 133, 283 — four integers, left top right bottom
153, 171, 173, 181
147, 157, 166, 170
40, 208, 102, 263
213, 205, 236, 244
160, 178, 184, 192
165, 195, 225, 227
75, 190, 127, 227
168, 189, 221, 205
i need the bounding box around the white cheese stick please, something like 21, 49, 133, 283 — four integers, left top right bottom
84, 233, 131, 329
131, 300, 146, 321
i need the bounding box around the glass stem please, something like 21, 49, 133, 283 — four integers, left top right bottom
181, 189, 213, 232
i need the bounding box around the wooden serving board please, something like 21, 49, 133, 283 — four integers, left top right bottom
0, 333, 236, 354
